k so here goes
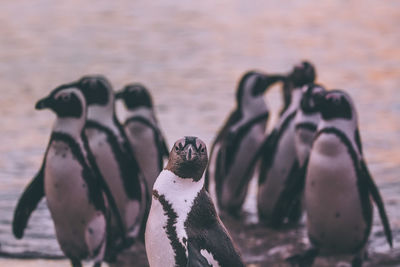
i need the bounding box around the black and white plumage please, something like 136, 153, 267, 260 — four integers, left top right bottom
146, 136, 245, 267
253, 62, 316, 227
205, 71, 285, 216
294, 84, 326, 168
115, 83, 169, 196
280, 61, 316, 116
290, 90, 392, 267
12, 88, 107, 267
76, 76, 149, 250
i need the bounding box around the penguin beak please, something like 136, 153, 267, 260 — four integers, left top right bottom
262, 74, 286, 93
185, 144, 195, 161
115, 91, 123, 99
253, 73, 286, 95
35, 96, 53, 110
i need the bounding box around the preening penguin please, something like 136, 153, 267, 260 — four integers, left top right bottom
115, 83, 169, 196
294, 84, 326, 168
146, 137, 245, 267
289, 90, 392, 267
77, 75, 149, 249
280, 61, 316, 116
12, 88, 107, 267
252, 62, 316, 227
205, 71, 285, 216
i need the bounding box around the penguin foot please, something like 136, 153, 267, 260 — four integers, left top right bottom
286, 248, 319, 267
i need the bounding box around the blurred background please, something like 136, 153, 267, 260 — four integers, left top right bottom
0, 0, 399, 266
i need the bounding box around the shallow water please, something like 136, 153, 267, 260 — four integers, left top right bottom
0, 0, 399, 266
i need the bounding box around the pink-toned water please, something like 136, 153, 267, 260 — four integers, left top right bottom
0, 0, 399, 266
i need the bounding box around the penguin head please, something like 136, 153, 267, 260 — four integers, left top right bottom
115, 83, 153, 110
166, 136, 208, 182
288, 61, 316, 88
236, 71, 276, 108
300, 83, 326, 114
35, 87, 85, 119
77, 75, 113, 107
317, 90, 355, 122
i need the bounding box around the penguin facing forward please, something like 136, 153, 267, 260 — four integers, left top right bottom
290, 90, 392, 267
146, 136, 245, 267
294, 83, 326, 168
253, 62, 316, 228
205, 71, 286, 216
76, 75, 149, 248
115, 83, 169, 196
13, 88, 107, 267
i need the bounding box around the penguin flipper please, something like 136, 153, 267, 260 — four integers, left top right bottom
225, 111, 270, 174
268, 158, 307, 227
241, 128, 279, 186
257, 129, 280, 184
186, 240, 211, 267
361, 160, 393, 247
186, 190, 245, 267
12, 166, 45, 239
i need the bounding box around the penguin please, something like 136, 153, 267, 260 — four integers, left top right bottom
145, 136, 245, 267
76, 75, 149, 250
289, 90, 392, 267
12, 88, 107, 267
251, 62, 316, 227
294, 83, 326, 168
115, 83, 169, 196
280, 61, 316, 116
205, 71, 286, 216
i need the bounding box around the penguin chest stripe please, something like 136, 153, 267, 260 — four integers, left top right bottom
153, 190, 188, 266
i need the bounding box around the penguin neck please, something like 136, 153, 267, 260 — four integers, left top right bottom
239, 95, 268, 119
277, 88, 302, 128
126, 107, 156, 125
153, 169, 204, 202
288, 88, 303, 112
87, 101, 120, 133
317, 119, 359, 151
53, 117, 85, 140
295, 110, 321, 127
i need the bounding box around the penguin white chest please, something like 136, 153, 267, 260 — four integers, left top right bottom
145, 170, 204, 267
44, 141, 92, 256
294, 126, 316, 167
145, 195, 176, 267
305, 135, 367, 252
45, 141, 89, 220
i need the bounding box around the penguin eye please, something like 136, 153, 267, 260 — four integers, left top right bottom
201, 148, 205, 153
175, 146, 179, 152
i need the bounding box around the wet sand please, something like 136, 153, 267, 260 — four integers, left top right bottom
1, 0, 400, 266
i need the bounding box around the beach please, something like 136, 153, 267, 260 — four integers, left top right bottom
0, 0, 399, 266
